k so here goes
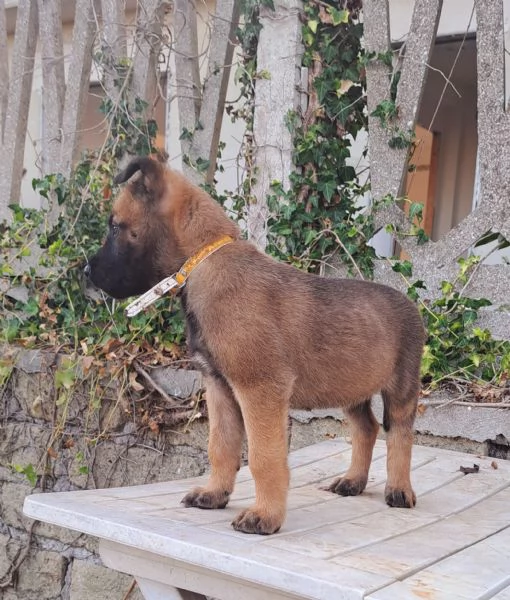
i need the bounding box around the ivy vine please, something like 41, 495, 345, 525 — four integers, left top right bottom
265, 0, 375, 277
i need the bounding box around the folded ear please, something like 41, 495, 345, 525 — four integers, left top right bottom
114, 157, 165, 200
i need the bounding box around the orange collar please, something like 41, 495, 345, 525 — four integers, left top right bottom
125, 235, 234, 317
175, 235, 234, 286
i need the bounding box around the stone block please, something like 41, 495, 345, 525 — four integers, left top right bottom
0, 481, 32, 529
14, 549, 66, 600
0, 423, 49, 471
12, 368, 55, 421
33, 519, 96, 550
69, 560, 144, 600
92, 440, 208, 488
16, 349, 56, 374
151, 366, 203, 399
98, 394, 131, 433
0, 533, 22, 580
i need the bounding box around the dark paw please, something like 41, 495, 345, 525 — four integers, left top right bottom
231, 508, 282, 535
327, 476, 367, 497
181, 487, 230, 509
385, 487, 416, 508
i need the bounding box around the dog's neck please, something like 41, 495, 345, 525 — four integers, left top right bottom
125, 235, 234, 317
174, 235, 234, 286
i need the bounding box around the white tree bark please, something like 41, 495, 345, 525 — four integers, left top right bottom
188, 0, 240, 185
0, 0, 38, 223
100, 0, 127, 100
170, 1, 240, 186
0, 0, 9, 142
367, 0, 510, 334
172, 0, 201, 181
38, 0, 65, 174
131, 0, 169, 111
58, 0, 96, 178
247, 0, 303, 249
364, 0, 442, 254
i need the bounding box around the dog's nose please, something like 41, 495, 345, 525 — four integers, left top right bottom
83, 263, 91, 278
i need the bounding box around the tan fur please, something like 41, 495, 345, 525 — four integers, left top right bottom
87, 158, 426, 535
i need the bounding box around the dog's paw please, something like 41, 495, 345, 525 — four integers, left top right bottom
326, 476, 367, 497
385, 485, 416, 508
231, 507, 282, 535
181, 487, 230, 509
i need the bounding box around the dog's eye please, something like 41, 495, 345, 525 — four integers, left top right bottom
111, 223, 120, 236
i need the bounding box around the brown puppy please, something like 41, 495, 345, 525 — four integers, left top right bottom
86, 157, 425, 535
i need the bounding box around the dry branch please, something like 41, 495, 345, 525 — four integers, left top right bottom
133, 361, 179, 406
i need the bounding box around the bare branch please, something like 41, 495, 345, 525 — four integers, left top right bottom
132, 361, 180, 406
188, 0, 240, 185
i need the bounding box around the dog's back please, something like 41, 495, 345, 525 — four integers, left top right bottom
185, 241, 425, 411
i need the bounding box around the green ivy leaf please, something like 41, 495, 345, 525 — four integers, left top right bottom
391, 260, 413, 277
408, 202, 424, 222
308, 19, 318, 33
12, 463, 37, 487
329, 8, 349, 25
317, 180, 337, 202
55, 358, 76, 390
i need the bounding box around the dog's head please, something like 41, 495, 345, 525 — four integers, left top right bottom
85, 157, 239, 299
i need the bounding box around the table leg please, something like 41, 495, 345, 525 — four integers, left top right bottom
136, 577, 207, 600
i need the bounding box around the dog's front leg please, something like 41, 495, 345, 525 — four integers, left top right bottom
231, 383, 290, 535
182, 376, 244, 509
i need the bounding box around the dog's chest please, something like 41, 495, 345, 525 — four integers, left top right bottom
180, 292, 221, 379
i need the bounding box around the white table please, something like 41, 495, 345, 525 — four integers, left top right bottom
23, 439, 510, 600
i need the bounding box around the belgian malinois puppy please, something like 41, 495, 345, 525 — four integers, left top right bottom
86, 157, 425, 535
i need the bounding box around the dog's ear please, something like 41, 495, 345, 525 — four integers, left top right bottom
114, 157, 165, 200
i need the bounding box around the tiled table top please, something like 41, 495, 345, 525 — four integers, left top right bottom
23, 439, 510, 599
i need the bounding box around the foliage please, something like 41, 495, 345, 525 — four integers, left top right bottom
0, 81, 185, 358
392, 256, 510, 390
384, 197, 429, 245
265, 1, 375, 276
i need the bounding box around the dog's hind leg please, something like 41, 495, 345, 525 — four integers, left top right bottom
327, 399, 379, 497
182, 375, 244, 509
230, 381, 291, 535
381, 385, 419, 508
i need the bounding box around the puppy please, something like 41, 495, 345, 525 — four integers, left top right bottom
86, 157, 425, 535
